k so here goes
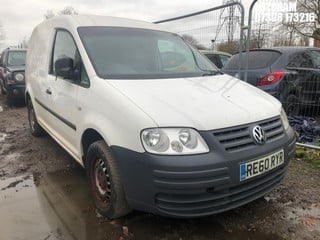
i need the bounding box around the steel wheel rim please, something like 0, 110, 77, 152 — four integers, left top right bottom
94, 158, 111, 206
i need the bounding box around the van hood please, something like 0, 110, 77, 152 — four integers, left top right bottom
108, 75, 281, 130
7, 66, 25, 72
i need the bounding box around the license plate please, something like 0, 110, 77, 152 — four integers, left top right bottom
240, 149, 284, 181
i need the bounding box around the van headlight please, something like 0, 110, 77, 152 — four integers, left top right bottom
141, 128, 209, 155
280, 108, 290, 130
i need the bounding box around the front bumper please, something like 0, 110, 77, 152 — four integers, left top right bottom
111, 117, 296, 218
6, 84, 25, 100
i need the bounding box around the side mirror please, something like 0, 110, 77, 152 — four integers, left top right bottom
55, 57, 74, 79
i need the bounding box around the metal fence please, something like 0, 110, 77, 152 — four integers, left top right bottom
154, 2, 245, 56
249, 0, 320, 148
155, 1, 320, 148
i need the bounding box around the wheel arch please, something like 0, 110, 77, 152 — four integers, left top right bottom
81, 128, 105, 167
279, 87, 299, 103
25, 91, 31, 102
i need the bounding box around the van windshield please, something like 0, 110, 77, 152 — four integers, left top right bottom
78, 27, 218, 79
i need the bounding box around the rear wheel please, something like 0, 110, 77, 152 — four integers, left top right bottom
283, 94, 300, 116
27, 98, 45, 136
86, 141, 131, 219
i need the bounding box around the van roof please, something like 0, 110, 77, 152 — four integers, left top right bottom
44, 15, 167, 32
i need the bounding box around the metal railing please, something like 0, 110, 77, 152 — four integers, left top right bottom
154, 2, 246, 74
155, 1, 320, 148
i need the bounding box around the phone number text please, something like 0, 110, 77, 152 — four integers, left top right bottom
255, 12, 315, 23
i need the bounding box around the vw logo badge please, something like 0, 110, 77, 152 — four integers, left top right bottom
252, 126, 266, 145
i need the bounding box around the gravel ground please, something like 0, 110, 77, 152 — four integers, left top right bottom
0, 94, 319, 240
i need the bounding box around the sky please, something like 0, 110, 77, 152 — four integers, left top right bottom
0, 0, 253, 48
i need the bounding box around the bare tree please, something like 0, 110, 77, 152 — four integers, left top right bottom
181, 34, 207, 50
20, 37, 28, 48
250, 22, 270, 48
276, 24, 296, 46
282, 0, 319, 44
217, 41, 239, 54
44, 10, 55, 20
44, 6, 79, 19
271, 23, 304, 47
59, 6, 78, 16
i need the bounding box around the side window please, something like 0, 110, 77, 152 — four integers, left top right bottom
51, 30, 89, 87
309, 50, 320, 68
219, 54, 230, 66
207, 55, 220, 68
51, 31, 76, 75
288, 52, 313, 68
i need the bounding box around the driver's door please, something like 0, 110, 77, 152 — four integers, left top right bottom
46, 30, 81, 157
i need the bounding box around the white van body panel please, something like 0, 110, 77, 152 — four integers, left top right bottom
26, 16, 164, 163
74, 76, 159, 155
25, 15, 295, 218
26, 14, 280, 161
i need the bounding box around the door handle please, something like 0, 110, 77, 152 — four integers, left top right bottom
46, 89, 52, 95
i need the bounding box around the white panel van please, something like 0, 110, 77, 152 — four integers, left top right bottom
25, 15, 296, 219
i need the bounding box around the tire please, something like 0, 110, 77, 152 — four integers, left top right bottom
27, 98, 46, 137
283, 94, 300, 116
0, 79, 5, 95
86, 140, 131, 219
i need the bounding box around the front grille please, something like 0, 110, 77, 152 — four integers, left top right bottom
155, 165, 287, 217
153, 167, 230, 193
213, 117, 284, 153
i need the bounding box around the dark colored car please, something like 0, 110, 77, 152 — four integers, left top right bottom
222, 47, 320, 115
200, 50, 231, 69
0, 48, 27, 105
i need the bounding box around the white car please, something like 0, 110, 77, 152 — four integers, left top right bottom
25, 15, 296, 219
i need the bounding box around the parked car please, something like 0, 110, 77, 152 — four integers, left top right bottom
26, 15, 295, 219
222, 47, 320, 115
0, 48, 27, 105
200, 50, 231, 68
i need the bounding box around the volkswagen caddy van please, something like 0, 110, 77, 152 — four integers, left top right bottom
25, 15, 296, 219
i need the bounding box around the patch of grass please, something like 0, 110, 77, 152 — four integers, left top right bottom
295, 147, 320, 168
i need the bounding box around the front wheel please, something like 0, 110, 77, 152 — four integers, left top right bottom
86, 140, 131, 219
27, 98, 46, 136
0, 85, 4, 95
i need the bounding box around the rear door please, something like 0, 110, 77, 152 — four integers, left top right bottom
287, 50, 320, 106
